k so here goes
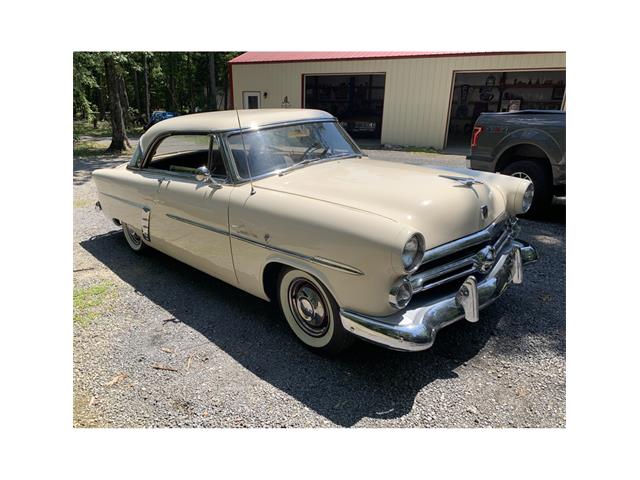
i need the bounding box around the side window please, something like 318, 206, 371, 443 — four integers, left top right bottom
146, 134, 212, 176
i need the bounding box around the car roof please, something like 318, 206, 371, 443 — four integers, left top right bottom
140, 108, 335, 152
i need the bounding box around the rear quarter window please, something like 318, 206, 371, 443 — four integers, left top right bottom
128, 144, 143, 168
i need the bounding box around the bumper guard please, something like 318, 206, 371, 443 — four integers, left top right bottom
340, 239, 538, 352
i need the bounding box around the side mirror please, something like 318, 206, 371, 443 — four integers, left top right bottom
195, 166, 222, 189
195, 166, 211, 182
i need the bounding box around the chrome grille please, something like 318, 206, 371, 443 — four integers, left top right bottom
410, 218, 517, 294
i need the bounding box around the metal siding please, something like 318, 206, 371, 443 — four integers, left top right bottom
232, 53, 566, 148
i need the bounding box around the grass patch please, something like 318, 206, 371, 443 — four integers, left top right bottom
73, 140, 126, 158
73, 281, 114, 327
73, 198, 92, 209
74, 119, 113, 137
73, 119, 143, 139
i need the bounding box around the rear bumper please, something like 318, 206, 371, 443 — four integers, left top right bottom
552, 164, 566, 187
340, 239, 537, 352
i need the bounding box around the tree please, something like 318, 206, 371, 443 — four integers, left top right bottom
104, 54, 131, 152
143, 53, 151, 121
208, 52, 217, 111
213, 52, 242, 109
73, 52, 100, 120
73, 51, 245, 142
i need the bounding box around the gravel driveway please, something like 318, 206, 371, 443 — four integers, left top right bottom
73, 146, 565, 428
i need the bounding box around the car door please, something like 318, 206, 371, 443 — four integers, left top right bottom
146, 133, 237, 286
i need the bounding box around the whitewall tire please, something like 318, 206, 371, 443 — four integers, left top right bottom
278, 268, 354, 355
122, 222, 147, 253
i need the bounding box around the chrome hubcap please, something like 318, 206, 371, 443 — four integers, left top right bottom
288, 279, 329, 337
512, 171, 533, 182
125, 224, 142, 247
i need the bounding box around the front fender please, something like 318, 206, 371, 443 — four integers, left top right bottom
228, 183, 410, 317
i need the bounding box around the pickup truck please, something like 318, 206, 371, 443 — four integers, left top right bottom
467, 110, 565, 215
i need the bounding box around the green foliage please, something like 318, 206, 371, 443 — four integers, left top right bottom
73, 52, 102, 120
73, 51, 243, 128
72, 140, 113, 157
73, 119, 113, 137
73, 281, 114, 326
73, 119, 142, 139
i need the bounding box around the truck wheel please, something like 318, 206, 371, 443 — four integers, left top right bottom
278, 268, 354, 355
502, 160, 553, 216
122, 222, 148, 253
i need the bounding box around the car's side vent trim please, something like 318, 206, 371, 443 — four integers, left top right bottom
141, 207, 151, 241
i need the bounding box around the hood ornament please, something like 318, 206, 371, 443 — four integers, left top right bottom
439, 174, 484, 188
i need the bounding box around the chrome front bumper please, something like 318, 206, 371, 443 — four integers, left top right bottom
340, 240, 538, 352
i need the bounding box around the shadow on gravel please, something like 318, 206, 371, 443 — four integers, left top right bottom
491, 201, 566, 356
80, 205, 564, 427
74, 156, 128, 186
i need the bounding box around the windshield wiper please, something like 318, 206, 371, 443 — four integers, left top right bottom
277, 153, 360, 176
325, 153, 362, 160
278, 158, 318, 176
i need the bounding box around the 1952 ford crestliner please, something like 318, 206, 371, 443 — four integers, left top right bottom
93, 109, 538, 354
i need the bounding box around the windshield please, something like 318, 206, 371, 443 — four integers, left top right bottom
227, 121, 361, 180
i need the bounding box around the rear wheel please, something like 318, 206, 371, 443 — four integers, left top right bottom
277, 268, 354, 355
502, 159, 553, 216
122, 222, 148, 253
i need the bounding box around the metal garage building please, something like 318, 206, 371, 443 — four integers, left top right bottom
229, 51, 566, 150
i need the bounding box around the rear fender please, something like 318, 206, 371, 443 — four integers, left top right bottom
495, 128, 562, 167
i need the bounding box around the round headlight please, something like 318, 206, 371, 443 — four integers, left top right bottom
401, 234, 424, 272
389, 277, 413, 309
522, 183, 535, 213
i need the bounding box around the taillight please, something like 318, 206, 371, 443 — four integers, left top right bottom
471, 126, 484, 148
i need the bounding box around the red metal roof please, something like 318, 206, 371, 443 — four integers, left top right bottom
229, 51, 510, 64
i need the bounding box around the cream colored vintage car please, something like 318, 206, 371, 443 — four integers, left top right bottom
93, 109, 538, 354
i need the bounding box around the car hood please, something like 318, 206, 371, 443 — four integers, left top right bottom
254, 156, 509, 249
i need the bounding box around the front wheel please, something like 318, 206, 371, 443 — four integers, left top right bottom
122, 222, 148, 253
278, 268, 354, 355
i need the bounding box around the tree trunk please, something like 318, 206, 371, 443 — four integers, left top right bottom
98, 72, 107, 121
133, 69, 141, 114
118, 76, 130, 128
223, 64, 230, 110
208, 52, 217, 111
143, 53, 151, 121
167, 54, 178, 111
187, 55, 194, 112
104, 56, 131, 152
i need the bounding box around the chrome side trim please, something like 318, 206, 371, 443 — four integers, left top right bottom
230, 232, 364, 276
310, 256, 364, 276
164, 213, 364, 276
101, 192, 147, 210
165, 213, 229, 236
